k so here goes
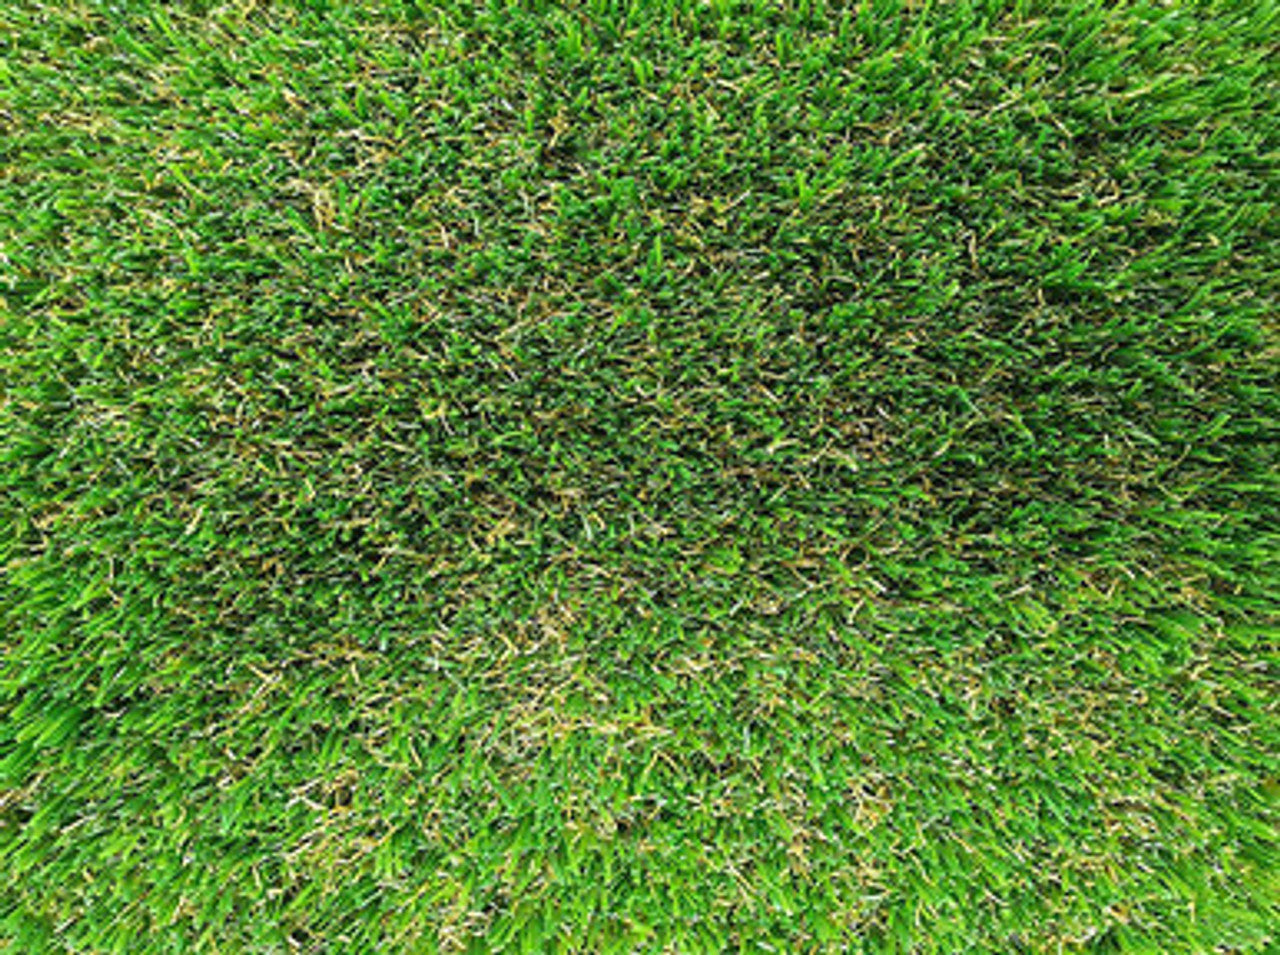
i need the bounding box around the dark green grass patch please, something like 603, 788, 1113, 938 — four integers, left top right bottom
1, 0, 1276, 951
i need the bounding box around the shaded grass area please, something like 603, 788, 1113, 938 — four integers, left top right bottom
1, 0, 1276, 951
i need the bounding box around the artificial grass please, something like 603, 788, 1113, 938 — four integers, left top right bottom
1, 0, 1276, 951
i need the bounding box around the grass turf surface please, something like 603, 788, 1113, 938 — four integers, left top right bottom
1, 0, 1278, 951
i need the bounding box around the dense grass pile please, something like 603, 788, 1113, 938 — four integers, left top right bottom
2, 0, 1276, 951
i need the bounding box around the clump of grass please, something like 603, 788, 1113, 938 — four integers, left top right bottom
1, 1, 1276, 952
